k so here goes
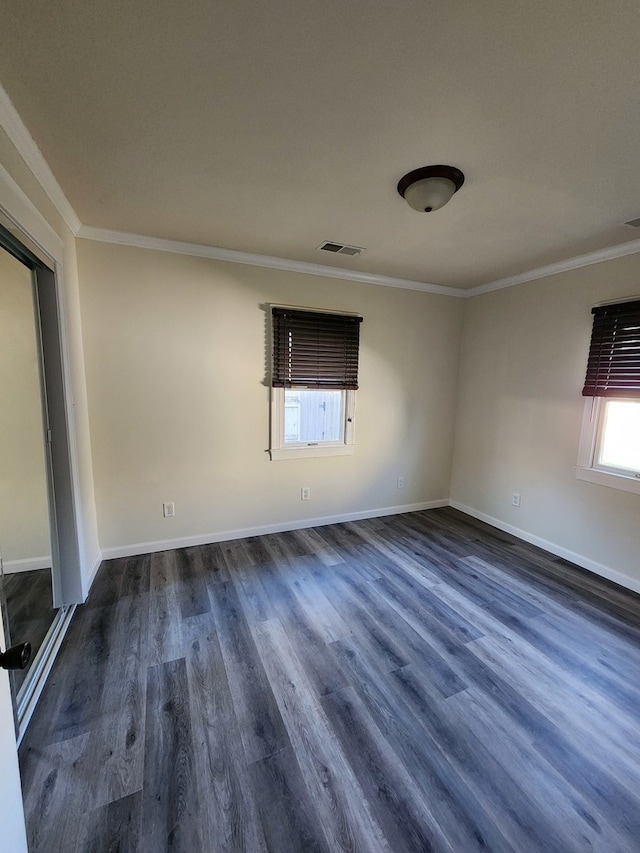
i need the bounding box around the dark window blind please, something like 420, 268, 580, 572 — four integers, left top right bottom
582, 299, 640, 397
272, 307, 363, 389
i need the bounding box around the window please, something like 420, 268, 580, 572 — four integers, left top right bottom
597, 399, 640, 473
577, 298, 640, 494
269, 306, 362, 459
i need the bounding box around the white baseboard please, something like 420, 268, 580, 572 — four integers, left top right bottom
2, 556, 51, 574
82, 550, 103, 600
449, 500, 640, 595
100, 500, 449, 561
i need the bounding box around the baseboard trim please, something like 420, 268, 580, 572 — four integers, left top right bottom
82, 550, 103, 600
449, 500, 640, 595
2, 556, 51, 574
100, 500, 449, 560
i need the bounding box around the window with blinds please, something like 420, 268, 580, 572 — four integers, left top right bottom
577, 298, 640, 491
582, 299, 640, 397
271, 307, 362, 389
269, 307, 363, 460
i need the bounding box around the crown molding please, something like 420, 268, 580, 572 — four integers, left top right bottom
468, 237, 640, 297
75, 226, 640, 300
76, 225, 467, 297
0, 83, 81, 234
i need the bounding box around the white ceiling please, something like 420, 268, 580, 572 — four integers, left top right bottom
1, 0, 640, 289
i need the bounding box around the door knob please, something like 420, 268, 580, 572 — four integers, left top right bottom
0, 642, 31, 670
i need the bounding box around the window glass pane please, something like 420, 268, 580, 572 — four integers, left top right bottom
598, 400, 640, 472
284, 389, 344, 443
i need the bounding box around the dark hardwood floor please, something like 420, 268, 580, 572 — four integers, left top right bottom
18, 508, 640, 852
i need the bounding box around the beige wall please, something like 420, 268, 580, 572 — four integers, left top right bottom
451, 253, 640, 589
0, 248, 50, 567
76, 240, 463, 552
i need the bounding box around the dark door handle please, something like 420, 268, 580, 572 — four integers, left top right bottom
0, 642, 31, 670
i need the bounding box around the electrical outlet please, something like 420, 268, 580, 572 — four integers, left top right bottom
512, 493, 521, 507
397, 476, 405, 489
301, 487, 311, 501
163, 501, 175, 518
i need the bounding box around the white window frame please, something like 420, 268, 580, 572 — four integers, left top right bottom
270, 386, 356, 460
576, 396, 640, 495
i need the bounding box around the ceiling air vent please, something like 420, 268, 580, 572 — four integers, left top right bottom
318, 241, 365, 257
624, 217, 640, 228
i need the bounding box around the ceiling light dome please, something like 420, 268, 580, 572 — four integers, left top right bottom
397, 165, 465, 213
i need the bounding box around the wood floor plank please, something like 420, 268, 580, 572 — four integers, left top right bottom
252, 618, 393, 853
345, 520, 442, 588
182, 612, 268, 853
208, 580, 289, 764
248, 747, 329, 853
467, 628, 640, 793
338, 562, 468, 697
390, 664, 586, 853
148, 550, 184, 666
311, 524, 381, 575
442, 637, 640, 847
535, 606, 640, 685
446, 686, 634, 853
22, 733, 93, 853
241, 556, 350, 697
226, 558, 275, 627
174, 546, 211, 619
83, 556, 131, 609
45, 603, 112, 743
238, 535, 274, 565
446, 556, 546, 625
198, 540, 232, 585
504, 611, 640, 721
370, 560, 485, 645
289, 526, 345, 566
315, 566, 410, 675
90, 555, 150, 808
428, 577, 520, 643
142, 657, 201, 851
275, 553, 353, 644
328, 633, 514, 853
321, 685, 456, 853
75, 790, 142, 853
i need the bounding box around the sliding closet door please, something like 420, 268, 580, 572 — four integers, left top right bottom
0, 215, 81, 736
0, 246, 58, 703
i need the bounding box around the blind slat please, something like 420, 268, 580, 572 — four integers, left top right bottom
272, 307, 362, 389
582, 299, 640, 397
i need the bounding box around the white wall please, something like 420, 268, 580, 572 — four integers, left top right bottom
451, 253, 640, 590
76, 239, 464, 554
0, 248, 51, 568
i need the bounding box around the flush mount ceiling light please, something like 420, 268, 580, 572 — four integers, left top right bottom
397, 165, 465, 213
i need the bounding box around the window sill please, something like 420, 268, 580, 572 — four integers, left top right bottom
269, 444, 355, 461
576, 466, 640, 495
